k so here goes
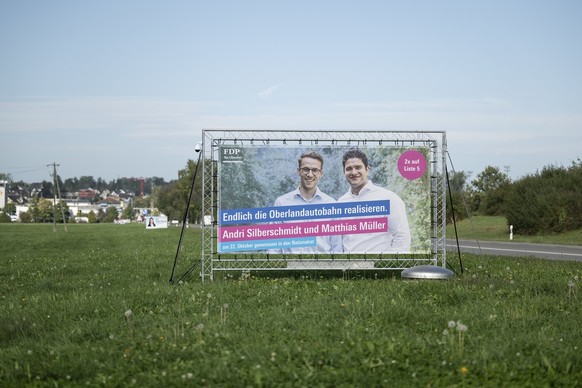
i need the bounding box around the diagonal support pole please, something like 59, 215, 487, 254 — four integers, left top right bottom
169, 146, 203, 284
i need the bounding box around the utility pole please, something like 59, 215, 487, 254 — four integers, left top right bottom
48, 162, 67, 232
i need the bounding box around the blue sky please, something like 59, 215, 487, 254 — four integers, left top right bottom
1, 0, 581, 183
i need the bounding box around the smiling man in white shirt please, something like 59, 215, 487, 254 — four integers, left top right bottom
271, 151, 342, 254
338, 149, 411, 254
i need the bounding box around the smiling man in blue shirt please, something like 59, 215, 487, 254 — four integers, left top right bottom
271, 151, 342, 254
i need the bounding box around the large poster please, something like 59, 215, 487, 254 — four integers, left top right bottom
145, 215, 168, 229
218, 145, 431, 255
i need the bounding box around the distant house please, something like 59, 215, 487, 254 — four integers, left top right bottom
78, 188, 98, 200
98, 197, 124, 215
0, 180, 8, 209
118, 190, 133, 201
63, 199, 100, 218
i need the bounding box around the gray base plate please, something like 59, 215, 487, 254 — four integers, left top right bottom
401, 265, 454, 279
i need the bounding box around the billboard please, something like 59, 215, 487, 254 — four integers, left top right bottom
145, 215, 168, 229
218, 145, 431, 255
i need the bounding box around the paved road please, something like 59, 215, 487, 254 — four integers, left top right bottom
446, 239, 582, 262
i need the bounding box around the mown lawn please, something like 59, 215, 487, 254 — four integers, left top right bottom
1, 223, 581, 386
447, 215, 582, 245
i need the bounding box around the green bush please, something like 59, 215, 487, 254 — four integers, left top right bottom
19, 211, 32, 223
506, 163, 582, 235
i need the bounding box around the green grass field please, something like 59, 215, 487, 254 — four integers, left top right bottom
447, 215, 582, 245
1, 223, 581, 386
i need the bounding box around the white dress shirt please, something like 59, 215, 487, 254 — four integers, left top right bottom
338, 181, 411, 254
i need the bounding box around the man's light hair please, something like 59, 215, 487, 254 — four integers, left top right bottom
298, 151, 324, 169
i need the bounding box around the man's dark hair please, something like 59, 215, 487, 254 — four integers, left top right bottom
298, 151, 324, 169
342, 149, 369, 168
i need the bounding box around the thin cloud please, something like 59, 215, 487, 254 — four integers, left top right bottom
0, 97, 228, 134
257, 84, 284, 98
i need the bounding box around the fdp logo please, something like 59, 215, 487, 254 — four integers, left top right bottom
220, 146, 244, 163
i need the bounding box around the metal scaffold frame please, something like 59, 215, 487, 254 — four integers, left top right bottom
201, 129, 447, 281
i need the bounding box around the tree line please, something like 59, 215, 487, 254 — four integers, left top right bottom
2, 158, 582, 236
447, 159, 582, 235
0, 174, 173, 223
0, 175, 170, 198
